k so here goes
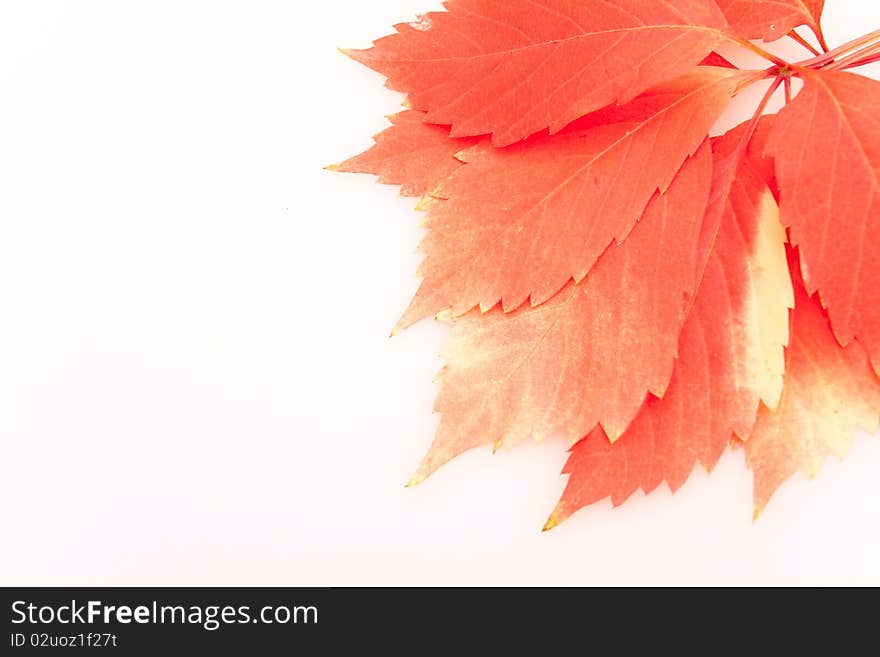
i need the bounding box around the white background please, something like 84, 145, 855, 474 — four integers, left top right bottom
0, 1, 878, 586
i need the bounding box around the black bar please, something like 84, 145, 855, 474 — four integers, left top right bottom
0, 587, 855, 653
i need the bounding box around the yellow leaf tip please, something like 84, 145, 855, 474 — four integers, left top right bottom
406, 473, 426, 488
752, 505, 764, 523
543, 505, 566, 532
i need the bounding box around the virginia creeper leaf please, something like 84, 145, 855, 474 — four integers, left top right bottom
746, 250, 880, 516
767, 70, 880, 375
344, 0, 729, 146
716, 0, 825, 43
336, 0, 880, 525
328, 111, 477, 198
409, 144, 713, 484
547, 131, 792, 527
397, 68, 745, 330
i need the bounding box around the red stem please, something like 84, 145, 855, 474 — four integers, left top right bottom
788, 30, 820, 57
842, 52, 880, 70
744, 77, 784, 144
813, 25, 830, 53
826, 41, 880, 71
725, 33, 787, 66
794, 29, 880, 70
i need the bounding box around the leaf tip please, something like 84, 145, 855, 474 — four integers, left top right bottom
339, 47, 375, 67
393, 301, 430, 335
752, 505, 764, 524
542, 504, 568, 532
406, 472, 426, 488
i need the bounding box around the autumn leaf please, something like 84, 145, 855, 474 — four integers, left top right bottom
397, 68, 745, 329
546, 127, 792, 527
717, 0, 826, 45
336, 1, 880, 526
327, 111, 476, 198
767, 70, 880, 376
746, 250, 880, 516
409, 144, 712, 484
344, 0, 730, 146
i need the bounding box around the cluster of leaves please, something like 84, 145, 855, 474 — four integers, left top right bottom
332, 0, 880, 528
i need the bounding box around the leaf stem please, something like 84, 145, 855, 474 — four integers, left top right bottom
813, 25, 830, 53
725, 34, 787, 66
793, 29, 880, 70
825, 41, 880, 71
745, 76, 784, 144
841, 52, 880, 70
788, 31, 820, 57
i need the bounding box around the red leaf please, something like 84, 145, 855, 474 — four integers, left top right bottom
396, 68, 745, 330
328, 111, 477, 198
746, 250, 880, 516
547, 129, 792, 526
409, 143, 713, 484
336, 1, 880, 525
767, 70, 880, 375
344, 0, 729, 145
717, 0, 826, 43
